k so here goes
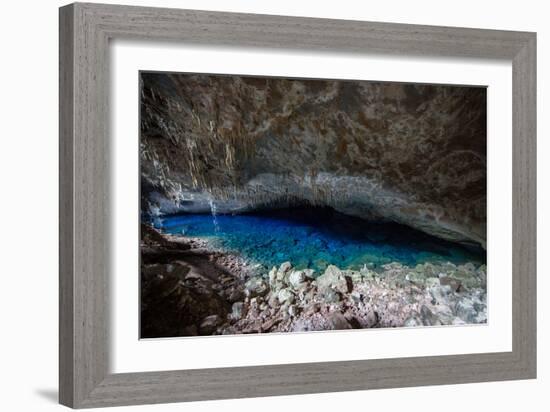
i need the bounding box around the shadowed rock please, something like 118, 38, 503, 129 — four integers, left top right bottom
140, 73, 486, 247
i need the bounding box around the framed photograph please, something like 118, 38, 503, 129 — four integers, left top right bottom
59, 2, 536, 408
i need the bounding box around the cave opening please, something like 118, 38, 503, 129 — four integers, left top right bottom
139, 72, 488, 336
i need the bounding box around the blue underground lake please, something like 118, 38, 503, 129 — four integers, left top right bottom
156, 207, 486, 273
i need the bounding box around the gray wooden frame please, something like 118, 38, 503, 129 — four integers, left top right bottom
59, 2, 536, 409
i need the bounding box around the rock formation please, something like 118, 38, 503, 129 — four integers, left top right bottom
140, 73, 487, 247
140, 226, 487, 337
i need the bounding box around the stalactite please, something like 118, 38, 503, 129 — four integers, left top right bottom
139, 72, 487, 246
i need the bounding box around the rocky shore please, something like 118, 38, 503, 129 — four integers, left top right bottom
140, 225, 487, 338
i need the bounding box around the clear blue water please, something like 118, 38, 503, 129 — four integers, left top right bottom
156, 207, 486, 273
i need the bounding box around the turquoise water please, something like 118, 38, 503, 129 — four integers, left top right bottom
157, 208, 485, 272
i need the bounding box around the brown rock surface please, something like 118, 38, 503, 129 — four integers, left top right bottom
140, 73, 486, 247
